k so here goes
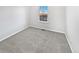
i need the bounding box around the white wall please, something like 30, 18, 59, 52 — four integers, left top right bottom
0, 6, 30, 41
66, 7, 79, 52
29, 6, 66, 33
48, 6, 66, 33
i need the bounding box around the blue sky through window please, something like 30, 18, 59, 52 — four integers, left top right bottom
40, 6, 48, 13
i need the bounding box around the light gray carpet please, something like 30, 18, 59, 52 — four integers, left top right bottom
0, 27, 71, 53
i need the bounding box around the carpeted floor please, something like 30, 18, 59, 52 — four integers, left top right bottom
0, 27, 71, 53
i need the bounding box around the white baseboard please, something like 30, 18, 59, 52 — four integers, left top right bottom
65, 32, 74, 53
47, 28, 65, 34
0, 25, 28, 42
29, 26, 65, 34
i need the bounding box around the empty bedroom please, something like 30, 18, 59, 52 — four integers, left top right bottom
0, 6, 78, 53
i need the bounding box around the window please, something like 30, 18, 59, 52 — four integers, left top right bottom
39, 6, 48, 21
40, 6, 48, 13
